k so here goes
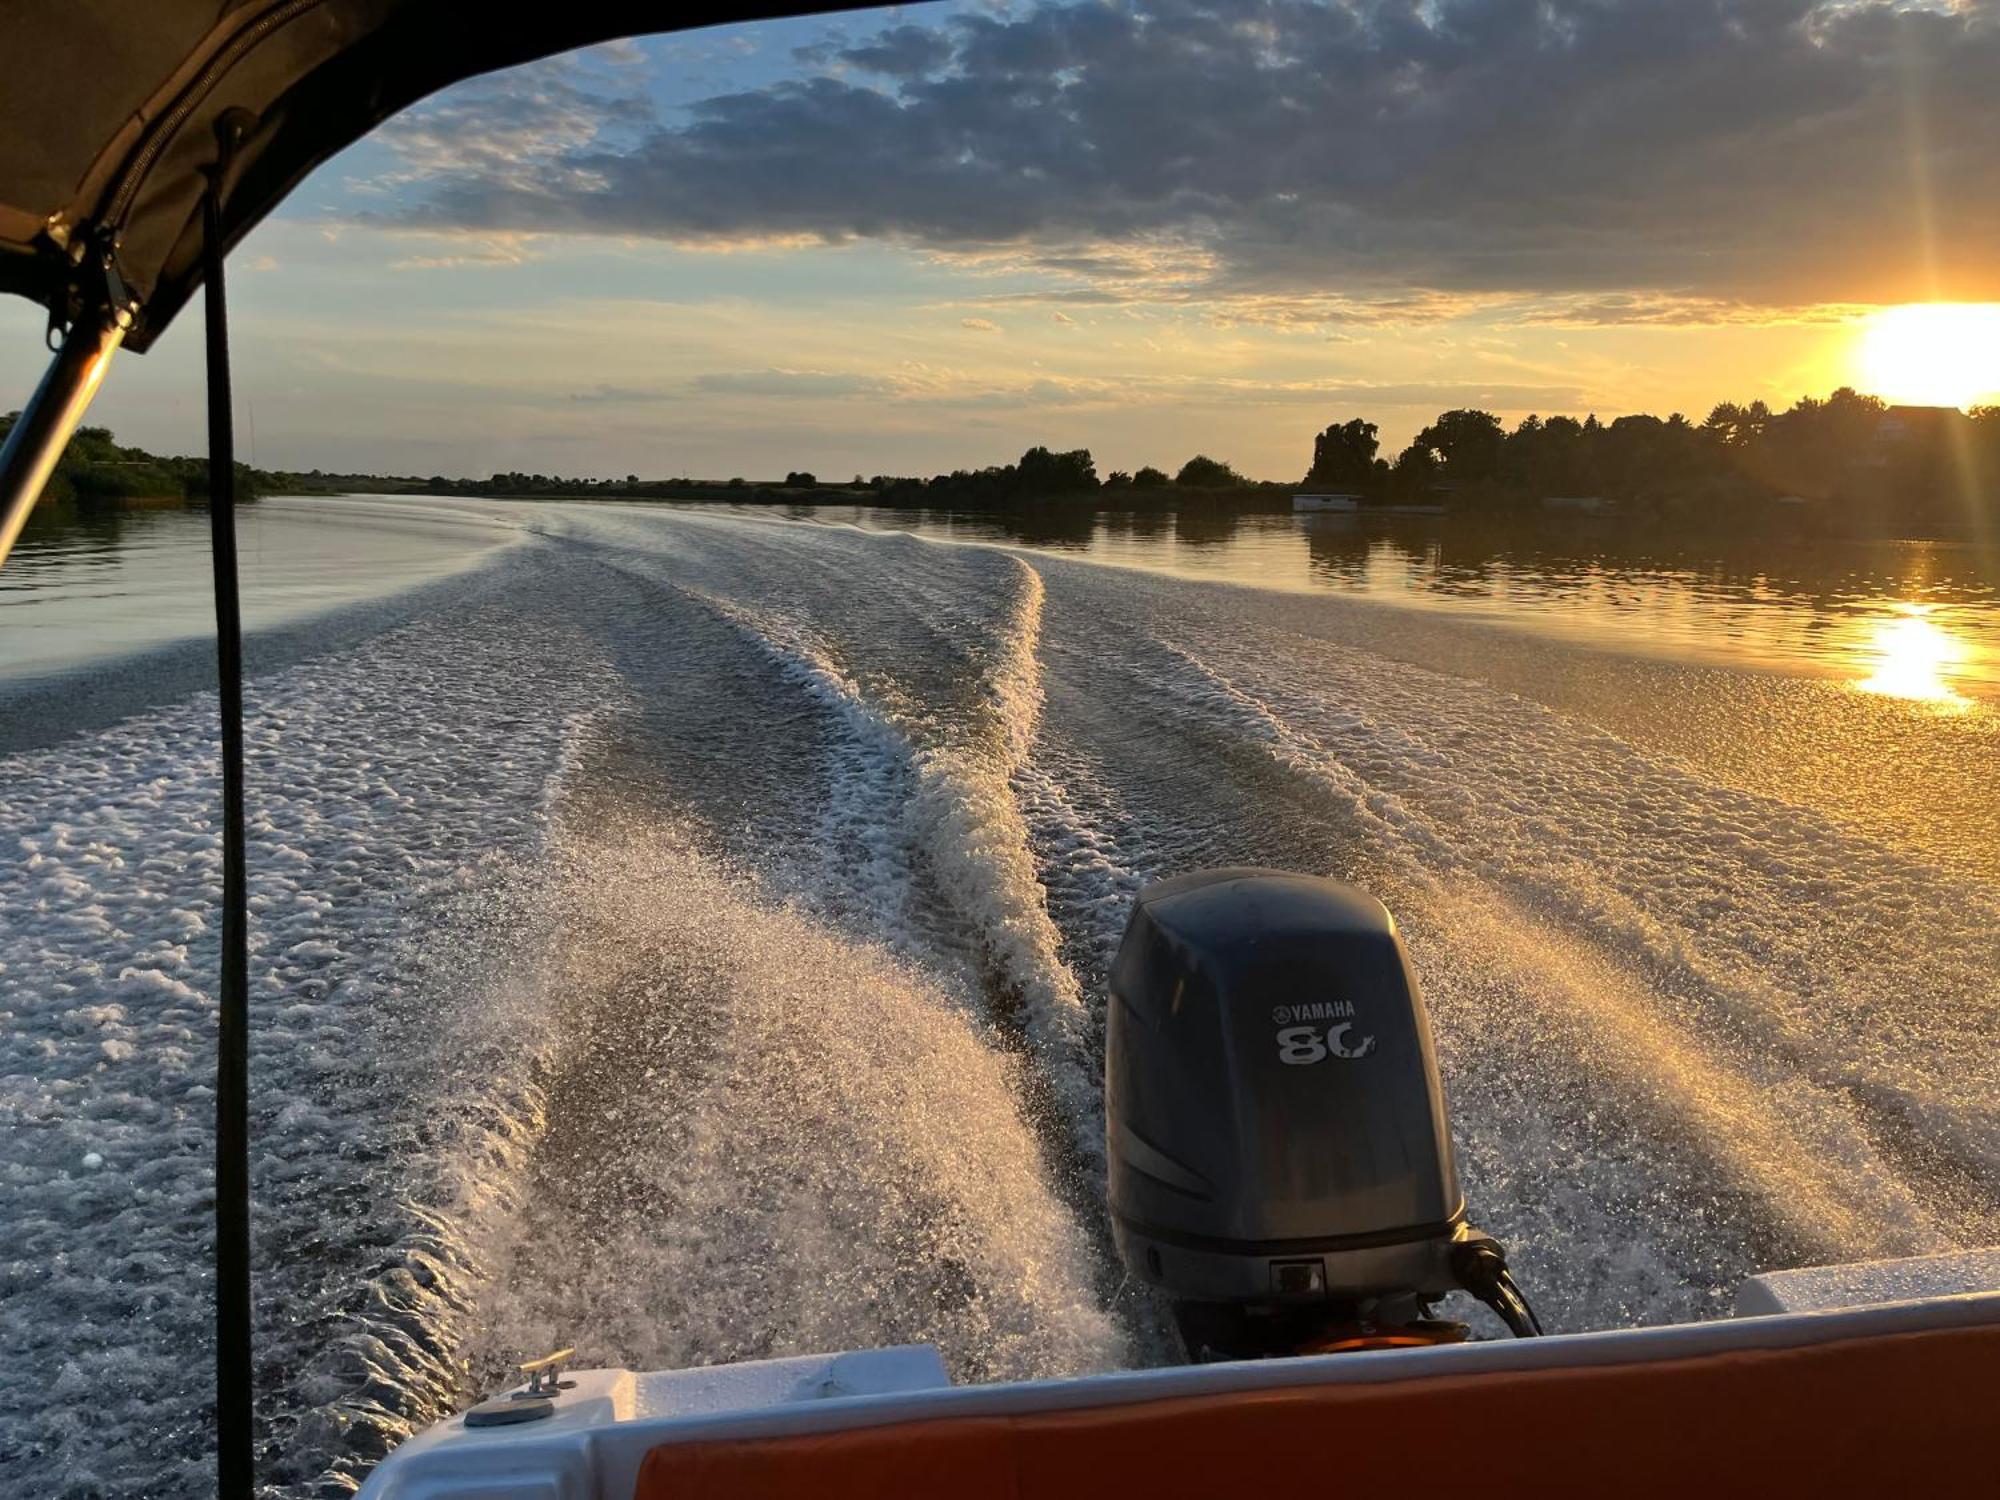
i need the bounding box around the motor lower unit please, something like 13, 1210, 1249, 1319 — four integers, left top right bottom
1106, 868, 1540, 1358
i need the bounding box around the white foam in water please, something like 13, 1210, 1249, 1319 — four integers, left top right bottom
681, 565, 1103, 1169
3, 501, 1995, 1497
1, 576, 623, 1498
467, 813, 1124, 1389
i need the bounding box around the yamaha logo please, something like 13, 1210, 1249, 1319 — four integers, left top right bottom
1271, 1001, 1355, 1024
1272, 1000, 1374, 1064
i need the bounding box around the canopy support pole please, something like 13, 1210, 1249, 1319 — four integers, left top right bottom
0, 310, 125, 568
203, 117, 254, 1500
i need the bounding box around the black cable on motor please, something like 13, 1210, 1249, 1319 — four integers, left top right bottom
204, 111, 254, 1500
1450, 1233, 1546, 1339
1495, 1267, 1545, 1338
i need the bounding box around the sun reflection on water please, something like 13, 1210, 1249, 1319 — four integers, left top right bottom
1855, 606, 1972, 706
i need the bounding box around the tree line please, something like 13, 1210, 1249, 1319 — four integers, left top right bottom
1306, 390, 2000, 527
404, 387, 2000, 531
0, 413, 317, 508
15, 384, 1998, 535
392, 447, 1271, 507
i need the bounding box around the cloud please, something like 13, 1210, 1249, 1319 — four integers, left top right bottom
385, 233, 540, 271
1033, 373, 1593, 410
1221, 379, 1591, 410
569, 383, 665, 403
692, 369, 896, 398
363, 50, 654, 197
686, 366, 1590, 414
1051, 310, 1076, 325
836, 24, 955, 78
386, 1, 2000, 309
1504, 294, 1873, 328
586, 38, 648, 68
960, 316, 1001, 331
686, 365, 1086, 407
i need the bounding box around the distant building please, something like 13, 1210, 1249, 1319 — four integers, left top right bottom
1293, 492, 1360, 512
1877, 404, 1969, 442
1867, 405, 1971, 465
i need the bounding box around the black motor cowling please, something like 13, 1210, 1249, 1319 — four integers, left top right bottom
1106, 868, 1536, 1356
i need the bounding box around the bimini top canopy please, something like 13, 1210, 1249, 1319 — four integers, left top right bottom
0, 1, 864, 351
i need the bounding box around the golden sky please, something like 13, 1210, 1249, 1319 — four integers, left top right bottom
5, 2, 1997, 479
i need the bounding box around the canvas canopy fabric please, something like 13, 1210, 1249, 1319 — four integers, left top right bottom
0, 2, 861, 351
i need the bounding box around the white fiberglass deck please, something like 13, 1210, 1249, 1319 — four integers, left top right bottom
357, 1250, 1999, 1500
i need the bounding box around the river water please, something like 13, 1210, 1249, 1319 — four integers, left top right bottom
3, 496, 1995, 1497
0, 496, 522, 685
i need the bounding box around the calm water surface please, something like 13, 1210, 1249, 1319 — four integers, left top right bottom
818, 505, 2000, 707
0, 495, 520, 684
10, 495, 1996, 708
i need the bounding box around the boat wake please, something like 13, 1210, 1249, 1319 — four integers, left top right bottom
468, 811, 1126, 1399
2, 502, 1994, 1497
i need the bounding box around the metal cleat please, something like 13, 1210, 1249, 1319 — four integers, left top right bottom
514, 1346, 578, 1399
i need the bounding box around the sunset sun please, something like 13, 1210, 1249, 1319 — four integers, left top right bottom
1854, 303, 2000, 410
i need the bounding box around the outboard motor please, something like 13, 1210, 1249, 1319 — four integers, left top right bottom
1107, 868, 1540, 1359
